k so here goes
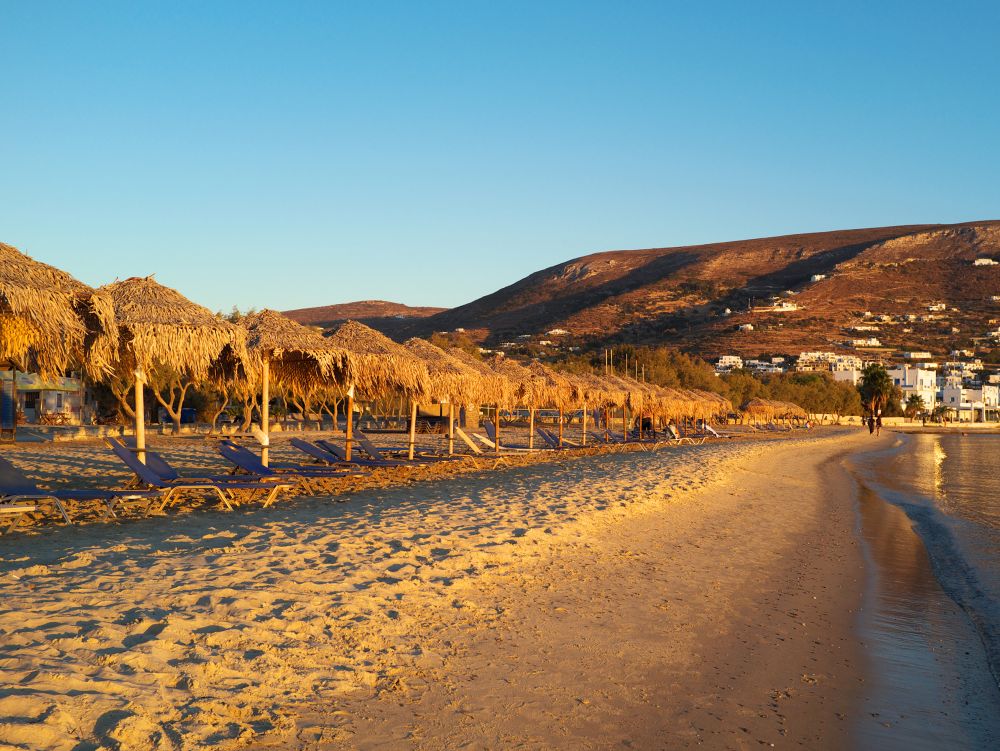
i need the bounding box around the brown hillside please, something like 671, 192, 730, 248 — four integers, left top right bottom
397, 221, 1000, 358
284, 300, 446, 337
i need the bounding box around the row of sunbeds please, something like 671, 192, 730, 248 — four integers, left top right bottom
472, 421, 723, 453
0, 430, 471, 533
0, 422, 730, 533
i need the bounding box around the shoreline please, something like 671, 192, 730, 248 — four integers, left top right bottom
1, 430, 874, 749
846, 433, 1000, 748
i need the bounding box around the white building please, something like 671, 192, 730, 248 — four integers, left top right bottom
973, 257, 998, 266
738, 323, 754, 332
888, 365, 937, 412
772, 301, 799, 312
797, 352, 863, 372
745, 360, 785, 374
942, 379, 999, 421
902, 351, 932, 360
716, 355, 744, 371
850, 337, 882, 348
810, 274, 827, 282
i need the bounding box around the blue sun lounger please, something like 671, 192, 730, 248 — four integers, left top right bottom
0, 453, 160, 528
217, 440, 369, 492
107, 438, 292, 511
310, 438, 413, 468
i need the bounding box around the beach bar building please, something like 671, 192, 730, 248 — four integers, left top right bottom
14, 372, 85, 425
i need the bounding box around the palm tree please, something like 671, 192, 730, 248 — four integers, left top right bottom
857, 363, 895, 417
904, 393, 926, 420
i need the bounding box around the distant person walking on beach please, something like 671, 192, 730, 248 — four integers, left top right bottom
867, 415, 876, 435
875, 414, 882, 437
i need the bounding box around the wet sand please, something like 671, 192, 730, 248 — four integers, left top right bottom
0, 430, 872, 749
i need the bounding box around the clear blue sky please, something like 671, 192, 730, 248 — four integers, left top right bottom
2, 1, 997, 314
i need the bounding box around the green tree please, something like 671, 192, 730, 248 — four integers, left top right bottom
857, 363, 895, 416
904, 393, 926, 420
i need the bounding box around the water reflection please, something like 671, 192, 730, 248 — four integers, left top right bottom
850, 437, 1000, 750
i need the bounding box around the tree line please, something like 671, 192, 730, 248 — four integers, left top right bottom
553, 345, 870, 418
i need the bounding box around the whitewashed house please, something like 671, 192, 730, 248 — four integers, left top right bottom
888, 365, 937, 412
716, 355, 744, 371
942, 379, 999, 421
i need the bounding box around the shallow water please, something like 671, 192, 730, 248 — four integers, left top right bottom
849, 434, 1000, 749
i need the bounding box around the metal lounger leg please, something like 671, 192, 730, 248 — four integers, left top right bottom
212, 487, 234, 511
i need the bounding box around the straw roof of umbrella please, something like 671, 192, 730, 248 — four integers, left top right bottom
324, 320, 428, 400
242, 309, 350, 395
603, 373, 653, 414
525, 360, 580, 410
592, 373, 631, 409
404, 337, 489, 405
486, 354, 554, 408
100, 276, 249, 382
690, 388, 734, 417
557, 370, 615, 408
741, 397, 807, 420
658, 387, 697, 420
446, 347, 516, 406
0, 242, 118, 377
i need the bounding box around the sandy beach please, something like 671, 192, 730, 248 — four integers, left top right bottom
0, 429, 884, 750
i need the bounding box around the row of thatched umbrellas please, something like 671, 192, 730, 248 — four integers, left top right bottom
2, 243, 738, 463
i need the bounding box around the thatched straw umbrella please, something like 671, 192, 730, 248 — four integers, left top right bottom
404, 338, 494, 454
447, 348, 515, 408
559, 373, 604, 446
101, 276, 249, 462
565, 371, 625, 444
325, 321, 428, 460
526, 361, 579, 447
602, 373, 642, 441
741, 398, 807, 424
0, 243, 118, 380
484, 354, 547, 453
243, 310, 350, 464
688, 389, 733, 423
445, 347, 517, 447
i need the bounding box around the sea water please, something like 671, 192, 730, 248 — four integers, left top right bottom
849, 433, 1000, 749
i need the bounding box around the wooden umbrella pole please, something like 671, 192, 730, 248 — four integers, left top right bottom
448, 403, 455, 455
345, 392, 354, 461
134, 368, 146, 464
581, 403, 588, 446
260, 358, 270, 467
408, 400, 418, 460
494, 405, 500, 454
528, 407, 535, 449
558, 407, 564, 447
622, 405, 629, 443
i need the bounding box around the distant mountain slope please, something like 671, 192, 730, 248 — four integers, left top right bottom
396, 221, 1000, 357
283, 300, 446, 336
